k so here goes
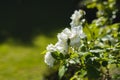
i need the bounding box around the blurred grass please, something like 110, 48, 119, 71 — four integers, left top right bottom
0, 34, 57, 80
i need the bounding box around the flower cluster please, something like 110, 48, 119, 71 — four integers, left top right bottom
44, 10, 86, 67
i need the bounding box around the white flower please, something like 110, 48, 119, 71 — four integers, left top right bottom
44, 52, 55, 67
70, 27, 81, 47
70, 26, 86, 47
56, 28, 70, 54
57, 28, 71, 41
46, 44, 56, 52
55, 41, 68, 55
57, 26, 86, 49
71, 26, 85, 38
70, 10, 86, 27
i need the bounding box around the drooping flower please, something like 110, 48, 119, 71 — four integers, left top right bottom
44, 52, 55, 67
44, 44, 57, 67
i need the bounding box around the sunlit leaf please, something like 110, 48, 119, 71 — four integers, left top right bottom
58, 65, 67, 80
41, 50, 47, 54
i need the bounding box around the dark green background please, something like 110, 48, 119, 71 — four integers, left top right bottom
0, 0, 120, 43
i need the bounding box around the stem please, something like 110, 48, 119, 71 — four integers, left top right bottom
105, 67, 111, 80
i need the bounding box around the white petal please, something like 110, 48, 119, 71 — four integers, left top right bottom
57, 32, 68, 41
70, 10, 86, 26
46, 44, 56, 52
55, 41, 68, 55
44, 52, 55, 67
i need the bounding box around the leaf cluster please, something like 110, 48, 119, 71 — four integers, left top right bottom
44, 0, 120, 80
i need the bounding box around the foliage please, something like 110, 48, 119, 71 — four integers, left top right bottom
44, 0, 120, 80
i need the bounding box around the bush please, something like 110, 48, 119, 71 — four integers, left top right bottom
43, 0, 120, 80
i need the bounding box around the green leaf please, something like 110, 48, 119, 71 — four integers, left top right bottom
65, 54, 70, 59
67, 38, 70, 45
41, 50, 47, 54
59, 53, 65, 59
51, 51, 65, 60
81, 45, 87, 52
87, 2, 96, 8
83, 25, 92, 41
51, 51, 59, 60
90, 49, 105, 53
58, 65, 67, 80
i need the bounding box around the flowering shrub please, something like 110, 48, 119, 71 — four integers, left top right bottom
43, 0, 120, 80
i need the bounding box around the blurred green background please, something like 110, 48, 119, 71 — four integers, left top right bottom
0, 0, 120, 80
0, 0, 75, 80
